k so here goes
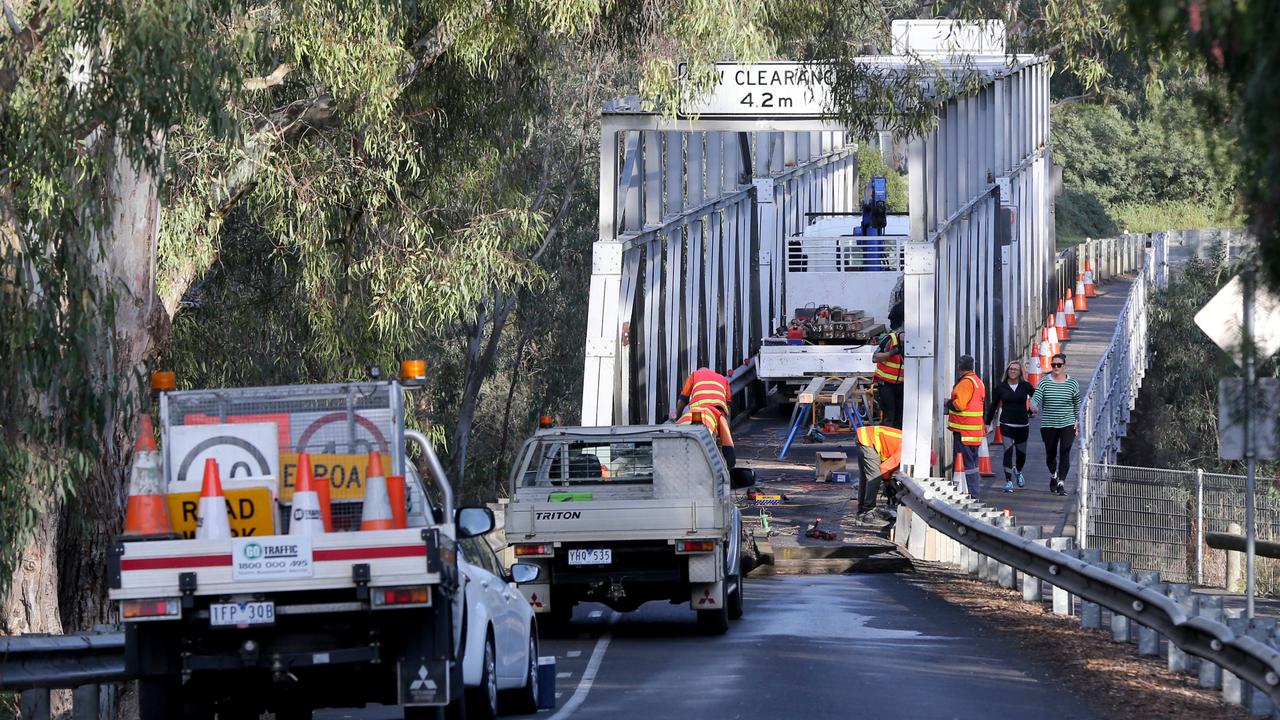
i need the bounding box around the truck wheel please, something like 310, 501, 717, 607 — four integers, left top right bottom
728, 570, 745, 620
465, 633, 498, 720
501, 633, 539, 714
696, 585, 730, 635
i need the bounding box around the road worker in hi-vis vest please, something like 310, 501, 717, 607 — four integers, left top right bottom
871, 301, 905, 429
945, 354, 987, 500
676, 367, 731, 420
854, 424, 902, 517
676, 406, 736, 469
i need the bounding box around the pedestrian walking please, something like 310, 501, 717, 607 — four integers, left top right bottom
1031, 353, 1082, 496
985, 361, 1034, 493
945, 354, 986, 499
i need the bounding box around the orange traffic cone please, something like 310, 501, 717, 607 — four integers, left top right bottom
316, 467, 333, 533
978, 435, 995, 476
994, 423, 1004, 444
952, 452, 968, 493
1084, 261, 1096, 297
1026, 360, 1043, 388
387, 475, 408, 530
195, 458, 232, 540
122, 416, 175, 539
289, 453, 326, 536
1064, 290, 1078, 327
360, 452, 394, 531
1074, 274, 1089, 311
1055, 300, 1069, 340
1038, 329, 1052, 370
1047, 314, 1064, 345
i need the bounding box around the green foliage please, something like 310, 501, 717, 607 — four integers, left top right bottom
856, 146, 908, 213
1111, 200, 1238, 235
1121, 0, 1280, 290
1119, 251, 1279, 475
1, 0, 244, 591
1055, 188, 1119, 244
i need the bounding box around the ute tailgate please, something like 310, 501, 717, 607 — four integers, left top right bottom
109, 527, 447, 600
506, 499, 724, 542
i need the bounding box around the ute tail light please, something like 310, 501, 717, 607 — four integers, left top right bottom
121, 598, 182, 622
514, 544, 553, 558
371, 586, 433, 608
675, 540, 716, 554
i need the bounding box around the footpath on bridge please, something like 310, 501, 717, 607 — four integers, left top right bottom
981, 272, 1136, 537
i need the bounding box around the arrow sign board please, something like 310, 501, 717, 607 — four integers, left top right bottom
678, 62, 834, 118
1193, 274, 1280, 367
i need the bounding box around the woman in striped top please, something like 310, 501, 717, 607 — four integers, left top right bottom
1031, 353, 1082, 496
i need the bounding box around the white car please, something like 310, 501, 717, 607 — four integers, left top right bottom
456, 513, 541, 720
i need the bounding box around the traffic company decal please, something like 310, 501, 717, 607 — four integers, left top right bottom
167, 422, 280, 493
168, 487, 276, 538
232, 536, 313, 580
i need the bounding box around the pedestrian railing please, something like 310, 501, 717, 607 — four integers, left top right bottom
894, 471, 1280, 713
0, 626, 124, 720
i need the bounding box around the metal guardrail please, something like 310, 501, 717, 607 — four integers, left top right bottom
0, 628, 124, 719
894, 471, 1280, 707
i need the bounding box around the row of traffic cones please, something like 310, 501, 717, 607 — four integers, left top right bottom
1024, 260, 1098, 383
123, 417, 408, 539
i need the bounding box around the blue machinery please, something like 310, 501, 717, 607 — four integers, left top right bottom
778, 376, 876, 459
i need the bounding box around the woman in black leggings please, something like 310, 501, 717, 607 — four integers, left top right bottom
985, 361, 1035, 493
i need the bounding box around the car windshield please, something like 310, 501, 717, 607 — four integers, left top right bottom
519, 440, 654, 488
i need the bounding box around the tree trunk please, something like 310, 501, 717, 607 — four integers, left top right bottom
2, 135, 166, 643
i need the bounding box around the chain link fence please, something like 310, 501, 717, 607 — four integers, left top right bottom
1086, 463, 1280, 588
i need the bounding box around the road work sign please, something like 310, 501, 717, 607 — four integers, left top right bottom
168, 487, 276, 538
678, 62, 833, 117
278, 452, 392, 501
167, 422, 280, 492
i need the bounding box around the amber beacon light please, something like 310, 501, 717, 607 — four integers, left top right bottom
399, 359, 427, 385
151, 371, 177, 393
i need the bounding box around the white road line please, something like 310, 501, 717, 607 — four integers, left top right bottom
565, 650, 582, 658
588, 610, 603, 619
547, 613, 618, 720
557, 672, 572, 679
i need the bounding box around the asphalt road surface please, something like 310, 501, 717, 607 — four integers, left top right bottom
320, 574, 1098, 720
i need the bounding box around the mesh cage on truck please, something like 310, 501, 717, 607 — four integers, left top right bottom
160, 382, 407, 533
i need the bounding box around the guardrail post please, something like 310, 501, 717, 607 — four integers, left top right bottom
1197, 595, 1224, 689
1165, 583, 1196, 674
1079, 549, 1104, 629
1246, 618, 1277, 716
1107, 562, 1133, 642
996, 515, 1016, 589
1223, 611, 1248, 706
1018, 527, 1043, 601
72, 685, 100, 720
1048, 538, 1075, 615
1135, 571, 1165, 655
20, 689, 51, 720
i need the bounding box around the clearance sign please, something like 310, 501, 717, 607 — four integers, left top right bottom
168, 488, 276, 538
278, 452, 392, 502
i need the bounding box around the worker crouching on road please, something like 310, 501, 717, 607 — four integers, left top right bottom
854, 424, 902, 518
945, 354, 986, 499
871, 301, 906, 429
677, 406, 736, 468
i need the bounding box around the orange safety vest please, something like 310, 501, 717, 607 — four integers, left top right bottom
684, 369, 731, 415
856, 425, 903, 478
677, 407, 725, 444
874, 332, 904, 384
946, 372, 987, 446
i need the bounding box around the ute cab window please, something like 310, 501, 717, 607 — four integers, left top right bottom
518, 441, 654, 489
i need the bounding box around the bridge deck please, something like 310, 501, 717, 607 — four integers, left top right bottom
981, 274, 1135, 536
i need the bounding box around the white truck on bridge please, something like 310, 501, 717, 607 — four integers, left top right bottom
502, 425, 756, 634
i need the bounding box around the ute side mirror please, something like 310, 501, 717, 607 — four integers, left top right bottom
509, 563, 540, 584
456, 506, 495, 538
729, 468, 756, 490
